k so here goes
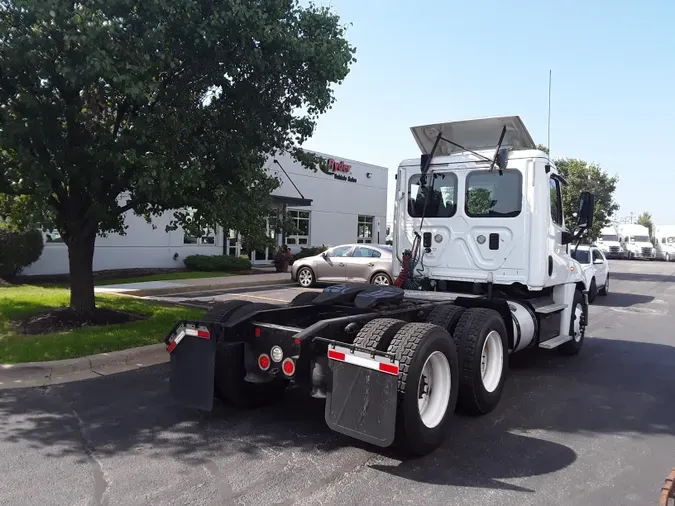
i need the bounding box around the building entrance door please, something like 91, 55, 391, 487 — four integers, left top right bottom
250, 217, 279, 265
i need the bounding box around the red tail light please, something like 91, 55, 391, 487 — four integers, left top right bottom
282, 358, 295, 376
258, 354, 271, 371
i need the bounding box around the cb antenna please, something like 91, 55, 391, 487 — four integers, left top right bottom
546, 69, 552, 162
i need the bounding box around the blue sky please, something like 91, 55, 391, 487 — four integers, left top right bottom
301, 0, 675, 225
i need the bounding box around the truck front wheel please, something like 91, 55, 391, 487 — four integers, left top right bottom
452, 308, 509, 415
213, 302, 289, 409
558, 290, 586, 356
387, 323, 459, 456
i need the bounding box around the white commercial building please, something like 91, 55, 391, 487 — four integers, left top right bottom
23, 150, 389, 275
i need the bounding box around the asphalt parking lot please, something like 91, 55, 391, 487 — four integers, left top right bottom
1, 260, 674, 506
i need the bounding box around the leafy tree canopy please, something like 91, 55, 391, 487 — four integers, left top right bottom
0, 0, 355, 313
637, 212, 654, 242
555, 158, 620, 241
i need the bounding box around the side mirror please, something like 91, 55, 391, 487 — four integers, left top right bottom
577, 191, 595, 230
561, 229, 574, 245
495, 147, 510, 172
321, 251, 328, 259
593, 259, 604, 264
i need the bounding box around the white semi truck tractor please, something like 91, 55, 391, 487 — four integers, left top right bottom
654, 225, 675, 261
597, 226, 623, 259
164, 116, 594, 456
617, 223, 654, 259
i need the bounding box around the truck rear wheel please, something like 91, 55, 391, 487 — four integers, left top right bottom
425, 304, 465, 336
558, 290, 586, 356
213, 302, 289, 409
453, 308, 509, 415
387, 323, 459, 456
353, 318, 407, 351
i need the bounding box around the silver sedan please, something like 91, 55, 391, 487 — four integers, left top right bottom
290, 244, 394, 288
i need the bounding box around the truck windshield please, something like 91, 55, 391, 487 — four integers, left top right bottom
408, 172, 458, 218
631, 236, 650, 242
601, 234, 618, 241
465, 170, 522, 218
571, 249, 590, 264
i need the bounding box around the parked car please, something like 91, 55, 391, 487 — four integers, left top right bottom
290, 243, 393, 288
571, 244, 609, 303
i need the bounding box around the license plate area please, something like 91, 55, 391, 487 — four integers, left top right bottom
168, 324, 216, 411
324, 344, 399, 448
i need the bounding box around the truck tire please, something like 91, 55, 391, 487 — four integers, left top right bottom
353, 318, 407, 351
387, 323, 459, 456
558, 290, 586, 356
288, 291, 318, 307
452, 308, 509, 415
214, 302, 288, 409
425, 304, 465, 336
588, 278, 597, 303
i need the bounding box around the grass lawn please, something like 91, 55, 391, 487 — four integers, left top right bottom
0, 285, 205, 364
95, 271, 233, 286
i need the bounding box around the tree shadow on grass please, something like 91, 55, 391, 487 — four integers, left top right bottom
0, 336, 673, 495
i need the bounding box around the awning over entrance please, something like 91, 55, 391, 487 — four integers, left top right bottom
272, 195, 313, 207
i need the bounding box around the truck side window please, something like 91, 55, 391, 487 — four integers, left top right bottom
465, 170, 522, 218
549, 177, 563, 226
408, 172, 458, 218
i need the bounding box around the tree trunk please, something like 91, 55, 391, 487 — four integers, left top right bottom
67, 231, 97, 317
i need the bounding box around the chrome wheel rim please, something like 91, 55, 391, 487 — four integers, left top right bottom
372, 274, 390, 285
480, 331, 504, 393
298, 269, 312, 287
417, 351, 452, 429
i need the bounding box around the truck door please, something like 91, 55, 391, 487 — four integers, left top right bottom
548, 175, 572, 282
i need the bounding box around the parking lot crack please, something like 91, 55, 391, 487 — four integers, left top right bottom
71, 409, 110, 506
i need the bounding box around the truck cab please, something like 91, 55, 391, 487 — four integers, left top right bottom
393, 117, 586, 292
596, 226, 623, 259
617, 223, 654, 260
654, 225, 675, 261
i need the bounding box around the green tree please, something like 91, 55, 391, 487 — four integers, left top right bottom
0, 0, 355, 315
466, 188, 496, 215
554, 158, 619, 241
637, 212, 655, 243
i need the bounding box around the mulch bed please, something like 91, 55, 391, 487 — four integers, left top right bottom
15, 307, 146, 335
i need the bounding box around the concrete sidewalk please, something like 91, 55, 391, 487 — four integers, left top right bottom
95, 271, 294, 297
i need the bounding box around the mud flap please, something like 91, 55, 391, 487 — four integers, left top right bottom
324, 346, 398, 448
168, 329, 217, 411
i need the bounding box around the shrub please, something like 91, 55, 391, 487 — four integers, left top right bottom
183, 254, 252, 272
290, 245, 328, 265
0, 229, 45, 279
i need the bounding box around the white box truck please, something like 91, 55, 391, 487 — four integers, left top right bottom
596, 225, 623, 259
617, 223, 654, 259
654, 225, 675, 261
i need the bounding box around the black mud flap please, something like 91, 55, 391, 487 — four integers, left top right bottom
168, 325, 217, 411
324, 344, 399, 448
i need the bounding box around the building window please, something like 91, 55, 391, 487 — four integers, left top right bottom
184, 228, 217, 245
357, 215, 374, 243
287, 210, 310, 247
